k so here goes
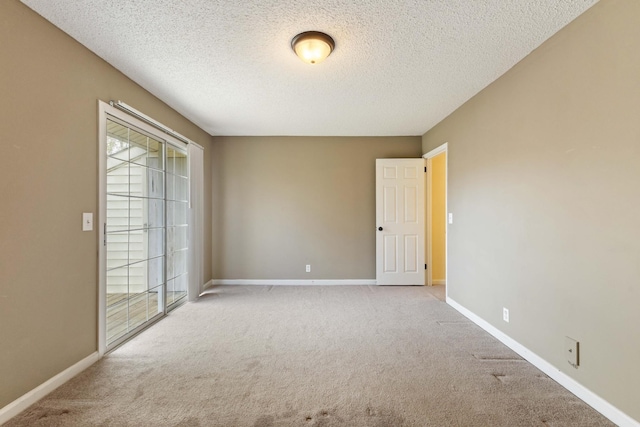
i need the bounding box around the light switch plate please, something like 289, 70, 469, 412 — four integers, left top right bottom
565, 336, 579, 368
82, 212, 93, 231
448, 213, 453, 224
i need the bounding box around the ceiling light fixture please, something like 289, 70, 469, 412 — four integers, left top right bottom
291, 31, 335, 64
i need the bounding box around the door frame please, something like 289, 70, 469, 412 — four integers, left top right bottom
98, 100, 190, 355
423, 142, 448, 290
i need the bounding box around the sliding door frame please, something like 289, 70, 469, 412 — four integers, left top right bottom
98, 100, 189, 355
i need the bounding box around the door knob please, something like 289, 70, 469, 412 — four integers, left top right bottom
378, 227, 383, 231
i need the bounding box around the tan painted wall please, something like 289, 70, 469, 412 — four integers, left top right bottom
422, 0, 640, 421
211, 136, 422, 280
0, 0, 213, 409
431, 153, 446, 282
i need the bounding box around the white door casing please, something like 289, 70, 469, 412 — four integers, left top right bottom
376, 159, 426, 285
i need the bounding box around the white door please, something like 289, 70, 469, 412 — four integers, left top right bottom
376, 159, 426, 285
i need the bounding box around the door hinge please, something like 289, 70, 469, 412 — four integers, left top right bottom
425, 264, 427, 270
424, 166, 427, 172
103, 223, 107, 246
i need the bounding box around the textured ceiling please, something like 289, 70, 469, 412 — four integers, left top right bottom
21, 0, 597, 136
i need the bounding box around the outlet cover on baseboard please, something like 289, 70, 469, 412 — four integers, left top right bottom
565, 336, 579, 368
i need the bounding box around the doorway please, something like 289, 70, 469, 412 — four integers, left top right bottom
98, 102, 191, 352
424, 143, 448, 295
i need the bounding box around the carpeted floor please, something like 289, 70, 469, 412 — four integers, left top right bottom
6, 285, 613, 426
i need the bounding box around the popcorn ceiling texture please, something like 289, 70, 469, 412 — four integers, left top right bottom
21, 0, 597, 136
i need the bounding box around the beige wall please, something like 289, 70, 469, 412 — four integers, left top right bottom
211, 136, 422, 280
430, 153, 446, 282
422, 0, 640, 421
0, 0, 212, 409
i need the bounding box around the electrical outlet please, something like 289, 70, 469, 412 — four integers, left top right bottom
565, 336, 579, 368
502, 307, 509, 323
305, 264, 311, 273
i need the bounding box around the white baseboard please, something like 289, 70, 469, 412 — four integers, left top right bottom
0, 351, 100, 425
211, 279, 377, 286
446, 297, 639, 427
432, 279, 446, 286
200, 279, 215, 293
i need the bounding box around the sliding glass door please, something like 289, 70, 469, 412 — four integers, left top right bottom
102, 112, 188, 350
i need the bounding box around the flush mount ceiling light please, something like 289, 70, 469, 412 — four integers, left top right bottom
291, 31, 335, 64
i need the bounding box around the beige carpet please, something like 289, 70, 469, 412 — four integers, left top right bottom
6, 285, 613, 426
